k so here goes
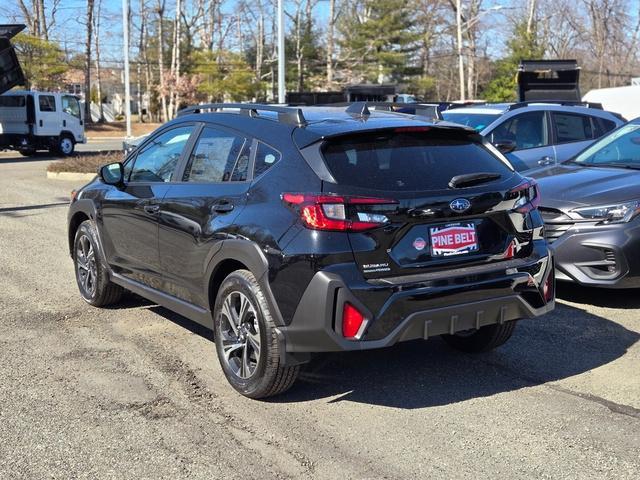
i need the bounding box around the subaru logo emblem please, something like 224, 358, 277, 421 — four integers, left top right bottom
450, 198, 471, 213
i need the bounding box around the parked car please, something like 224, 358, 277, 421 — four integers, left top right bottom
441, 102, 624, 172
0, 90, 86, 156
67, 103, 554, 398
532, 118, 640, 288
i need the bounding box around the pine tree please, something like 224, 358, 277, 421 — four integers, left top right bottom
482, 21, 545, 102
337, 0, 419, 84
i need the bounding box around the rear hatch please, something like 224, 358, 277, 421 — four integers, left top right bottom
319, 127, 532, 279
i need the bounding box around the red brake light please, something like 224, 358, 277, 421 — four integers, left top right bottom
282, 193, 397, 232
342, 303, 365, 339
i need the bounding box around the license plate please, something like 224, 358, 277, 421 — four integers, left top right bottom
430, 223, 479, 257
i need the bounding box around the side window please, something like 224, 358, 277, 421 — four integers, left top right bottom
552, 112, 593, 143
490, 111, 549, 150
38, 95, 56, 112
230, 142, 251, 181
254, 142, 281, 177
593, 117, 617, 138
183, 127, 245, 183
61, 95, 81, 119
129, 126, 193, 182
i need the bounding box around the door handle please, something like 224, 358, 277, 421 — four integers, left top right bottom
211, 201, 234, 213
538, 156, 554, 166
39, 119, 43, 127
143, 204, 160, 215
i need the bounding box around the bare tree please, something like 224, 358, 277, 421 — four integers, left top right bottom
94, 0, 104, 122
85, 0, 95, 123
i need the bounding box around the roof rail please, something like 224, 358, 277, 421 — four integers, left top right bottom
508, 100, 603, 111
177, 103, 307, 126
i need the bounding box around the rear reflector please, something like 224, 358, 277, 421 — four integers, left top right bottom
342, 303, 365, 339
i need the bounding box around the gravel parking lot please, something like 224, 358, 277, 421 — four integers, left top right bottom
1, 152, 639, 479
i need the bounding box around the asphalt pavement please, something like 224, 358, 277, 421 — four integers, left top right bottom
0, 153, 638, 479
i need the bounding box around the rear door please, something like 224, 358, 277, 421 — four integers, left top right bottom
35, 93, 59, 136
487, 110, 556, 171
550, 111, 610, 162
319, 128, 526, 280
157, 124, 252, 307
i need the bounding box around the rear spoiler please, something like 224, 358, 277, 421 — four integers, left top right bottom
0, 24, 26, 96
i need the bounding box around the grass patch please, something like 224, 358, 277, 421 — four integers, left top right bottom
47, 151, 123, 174
86, 122, 160, 137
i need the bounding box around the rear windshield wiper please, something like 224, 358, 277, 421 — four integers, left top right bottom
448, 172, 501, 189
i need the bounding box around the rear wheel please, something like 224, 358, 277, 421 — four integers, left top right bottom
19, 149, 36, 157
213, 270, 299, 398
441, 321, 517, 353
73, 220, 123, 307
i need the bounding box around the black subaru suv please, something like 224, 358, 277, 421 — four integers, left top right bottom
68, 103, 554, 398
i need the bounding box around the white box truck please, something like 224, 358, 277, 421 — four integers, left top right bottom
0, 90, 86, 156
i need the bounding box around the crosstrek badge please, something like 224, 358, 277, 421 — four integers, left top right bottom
430, 223, 479, 256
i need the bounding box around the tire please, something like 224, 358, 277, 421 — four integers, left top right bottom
213, 270, 299, 399
441, 321, 517, 353
19, 149, 36, 157
56, 135, 75, 156
73, 220, 123, 307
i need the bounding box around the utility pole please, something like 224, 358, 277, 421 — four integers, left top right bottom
277, 0, 285, 103
456, 0, 465, 101
122, 0, 132, 138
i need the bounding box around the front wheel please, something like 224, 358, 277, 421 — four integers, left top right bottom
55, 135, 75, 156
441, 321, 517, 353
213, 270, 299, 398
73, 220, 123, 307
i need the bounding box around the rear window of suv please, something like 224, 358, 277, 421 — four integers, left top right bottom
321, 129, 512, 191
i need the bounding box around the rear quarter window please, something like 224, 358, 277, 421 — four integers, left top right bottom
321, 129, 512, 191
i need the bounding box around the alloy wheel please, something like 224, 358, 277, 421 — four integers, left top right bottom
218, 291, 261, 379
76, 234, 97, 298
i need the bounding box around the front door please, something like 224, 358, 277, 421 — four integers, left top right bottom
489, 110, 556, 172
158, 125, 252, 307
61, 95, 83, 142
99, 125, 196, 288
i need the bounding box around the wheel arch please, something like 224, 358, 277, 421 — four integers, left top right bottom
67, 199, 98, 256
205, 239, 285, 326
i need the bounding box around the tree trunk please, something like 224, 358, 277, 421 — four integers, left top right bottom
85, 0, 94, 123
326, 0, 335, 87
94, 0, 104, 122
157, 0, 168, 122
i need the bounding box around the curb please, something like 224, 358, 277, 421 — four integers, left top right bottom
47, 171, 97, 181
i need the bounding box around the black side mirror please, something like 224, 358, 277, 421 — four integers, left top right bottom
99, 162, 124, 186
495, 139, 517, 154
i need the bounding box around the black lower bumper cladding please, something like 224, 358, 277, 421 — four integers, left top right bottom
279, 246, 554, 354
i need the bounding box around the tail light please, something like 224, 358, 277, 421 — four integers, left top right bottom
282, 193, 397, 232
507, 178, 540, 213
342, 303, 366, 339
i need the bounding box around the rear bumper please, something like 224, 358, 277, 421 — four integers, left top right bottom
278, 244, 554, 354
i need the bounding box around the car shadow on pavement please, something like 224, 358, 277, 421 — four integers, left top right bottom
110, 293, 639, 409
0, 153, 58, 163
556, 282, 640, 309
271, 302, 639, 408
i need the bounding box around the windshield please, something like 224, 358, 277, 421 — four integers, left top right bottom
321, 129, 513, 191
572, 123, 640, 167
441, 112, 501, 132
